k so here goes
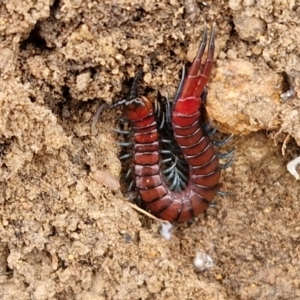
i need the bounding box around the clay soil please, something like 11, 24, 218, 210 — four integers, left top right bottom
1, 1, 300, 299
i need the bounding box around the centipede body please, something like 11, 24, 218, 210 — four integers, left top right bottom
96, 25, 234, 223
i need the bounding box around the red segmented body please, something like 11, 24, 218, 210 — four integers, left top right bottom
123, 26, 221, 222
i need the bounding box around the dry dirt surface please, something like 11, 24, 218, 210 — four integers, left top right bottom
0, 1, 300, 299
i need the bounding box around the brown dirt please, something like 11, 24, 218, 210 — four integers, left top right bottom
0, 1, 300, 299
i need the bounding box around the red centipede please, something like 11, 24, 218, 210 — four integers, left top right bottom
94, 24, 233, 222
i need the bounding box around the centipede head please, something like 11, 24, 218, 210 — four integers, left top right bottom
92, 70, 155, 134
117, 70, 155, 121
123, 96, 154, 121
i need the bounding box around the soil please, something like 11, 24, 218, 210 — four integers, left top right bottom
0, 1, 300, 299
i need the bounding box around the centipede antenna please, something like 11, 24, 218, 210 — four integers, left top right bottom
91, 102, 110, 134
213, 134, 233, 147
129, 70, 144, 100
110, 98, 128, 108
125, 97, 146, 107
216, 148, 235, 159
108, 71, 145, 111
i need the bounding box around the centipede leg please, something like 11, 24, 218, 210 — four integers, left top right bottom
220, 156, 234, 169
216, 148, 235, 159
117, 116, 128, 123
217, 190, 232, 197
169, 172, 180, 190
161, 138, 172, 143
117, 141, 133, 147
162, 157, 172, 164
213, 134, 233, 147
119, 153, 132, 160
163, 159, 177, 175
113, 128, 131, 135
161, 96, 173, 131
200, 86, 208, 105
125, 168, 132, 179
207, 125, 218, 137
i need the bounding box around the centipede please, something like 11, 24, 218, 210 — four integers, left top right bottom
93, 24, 234, 223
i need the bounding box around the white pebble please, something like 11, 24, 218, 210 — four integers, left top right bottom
287, 156, 300, 180
159, 222, 173, 240
194, 251, 214, 270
